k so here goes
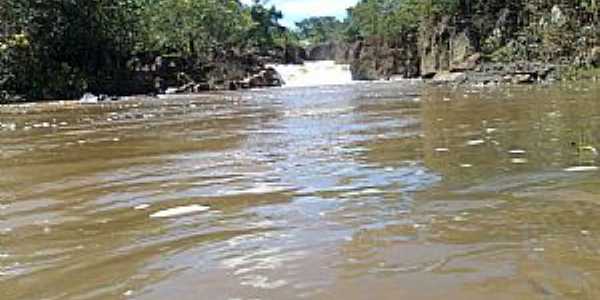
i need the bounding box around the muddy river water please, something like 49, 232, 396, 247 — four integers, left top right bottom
1, 81, 600, 299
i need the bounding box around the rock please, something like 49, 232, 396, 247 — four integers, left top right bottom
511, 74, 534, 84
305, 41, 352, 63
284, 45, 306, 64
419, 17, 478, 78
451, 53, 481, 72
431, 72, 467, 84
194, 82, 211, 92
588, 47, 600, 67
79, 93, 99, 104
247, 67, 284, 88
449, 32, 478, 70
227, 81, 239, 91
307, 42, 337, 61
349, 36, 420, 81
261, 67, 285, 86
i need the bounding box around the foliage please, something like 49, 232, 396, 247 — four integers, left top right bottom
2, 0, 600, 100
0, 0, 144, 99
0, 0, 287, 100
344, 0, 460, 39
295, 17, 345, 44
247, 2, 286, 50
137, 0, 255, 55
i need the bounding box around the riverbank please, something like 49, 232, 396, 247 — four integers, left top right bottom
302, 3, 600, 86
3, 2, 599, 104
0, 47, 307, 105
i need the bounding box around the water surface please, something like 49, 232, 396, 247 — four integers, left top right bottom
1, 81, 600, 299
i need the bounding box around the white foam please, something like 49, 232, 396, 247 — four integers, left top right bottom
511, 158, 528, 164
79, 93, 99, 104
240, 274, 287, 289
270, 61, 353, 87
222, 183, 290, 196
485, 128, 497, 134
134, 204, 150, 210
564, 166, 599, 172
508, 149, 527, 155
150, 205, 209, 218
467, 139, 485, 146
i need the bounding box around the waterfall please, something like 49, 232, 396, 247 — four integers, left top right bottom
269, 60, 354, 87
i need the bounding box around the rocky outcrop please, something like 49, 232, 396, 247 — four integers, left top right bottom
349, 37, 420, 80
306, 41, 352, 62
283, 45, 307, 65
431, 62, 559, 85
419, 16, 479, 78
128, 50, 285, 95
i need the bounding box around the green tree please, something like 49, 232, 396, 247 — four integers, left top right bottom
295, 16, 345, 44
246, 1, 285, 50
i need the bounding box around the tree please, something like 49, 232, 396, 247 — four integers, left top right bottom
295, 17, 345, 44
246, 1, 285, 50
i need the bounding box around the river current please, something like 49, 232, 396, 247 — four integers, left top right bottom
2, 71, 600, 299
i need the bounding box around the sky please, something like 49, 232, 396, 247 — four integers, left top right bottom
241, 0, 360, 28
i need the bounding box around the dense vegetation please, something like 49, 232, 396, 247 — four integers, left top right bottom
2, 0, 599, 101
324, 0, 599, 63
0, 0, 289, 101
295, 17, 346, 44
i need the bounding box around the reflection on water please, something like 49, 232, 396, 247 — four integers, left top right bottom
1, 81, 600, 299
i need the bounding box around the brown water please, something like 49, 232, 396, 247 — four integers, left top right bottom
1, 81, 600, 300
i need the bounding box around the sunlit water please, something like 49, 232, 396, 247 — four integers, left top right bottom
2, 81, 600, 299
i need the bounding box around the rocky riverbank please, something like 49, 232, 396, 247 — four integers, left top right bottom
303, 4, 600, 85
0, 46, 307, 104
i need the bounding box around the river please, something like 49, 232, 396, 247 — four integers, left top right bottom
1, 68, 600, 299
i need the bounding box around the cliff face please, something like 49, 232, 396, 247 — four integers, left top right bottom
418, 16, 480, 78
421, 3, 599, 83
335, 2, 600, 82
306, 42, 351, 62
350, 37, 420, 80
304, 38, 419, 81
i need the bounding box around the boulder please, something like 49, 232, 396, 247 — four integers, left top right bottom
431, 72, 467, 84
247, 67, 284, 88
511, 74, 535, 84
262, 67, 285, 86
451, 53, 481, 72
